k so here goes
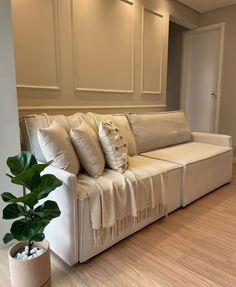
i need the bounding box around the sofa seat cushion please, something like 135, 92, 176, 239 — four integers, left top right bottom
142, 142, 233, 206
76, 156, 182, 233
142, 142, 232, 164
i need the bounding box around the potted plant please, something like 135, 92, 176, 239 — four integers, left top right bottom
1, 151, 63, 287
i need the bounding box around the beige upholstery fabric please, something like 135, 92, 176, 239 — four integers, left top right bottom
99, 120, 128, 173
87, 112, 137, 155
38, 122, 80, 175
20, 114, 49, 162
143, 142, 232, 164
70, 121, 105, 177
128, 111, 191, 153
191, 132, 232, 147
142, 142, 233, 206
77, 156, 182, 262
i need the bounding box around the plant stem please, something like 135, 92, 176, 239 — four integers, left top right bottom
28, 240, 33, 256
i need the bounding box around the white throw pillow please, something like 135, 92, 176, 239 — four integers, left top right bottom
70, 121, 105, 177
37, 122, 80, 175
99, 120, 128, 173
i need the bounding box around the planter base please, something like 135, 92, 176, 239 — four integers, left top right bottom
9, 240, 51, 287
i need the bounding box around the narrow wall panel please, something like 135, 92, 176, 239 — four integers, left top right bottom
142, 8, 163, 94
72, 0, 134, 93
12, 0, 60, 89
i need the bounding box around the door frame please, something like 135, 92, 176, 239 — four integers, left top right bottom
180, 22, 225, 133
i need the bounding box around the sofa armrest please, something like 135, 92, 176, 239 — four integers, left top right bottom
191, 132, 232, 147
42, 165, 78, 266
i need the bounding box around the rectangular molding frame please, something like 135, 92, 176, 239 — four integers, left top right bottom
16, 0, 61, 91
141, 7, 164, 95
71, 0, 135, 94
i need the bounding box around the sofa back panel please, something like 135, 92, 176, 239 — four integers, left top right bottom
86, 112, 137, 155
66, 113, 92, 130
20, 114, 49, 162
45, 114, 70, 132
128, 111, 191, 153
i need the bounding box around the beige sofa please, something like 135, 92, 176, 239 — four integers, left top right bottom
20, 111, 233, 266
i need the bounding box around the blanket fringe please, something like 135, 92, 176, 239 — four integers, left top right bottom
93, 203, 168, 246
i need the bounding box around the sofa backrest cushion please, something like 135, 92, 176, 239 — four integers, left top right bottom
128, 111, 191, 153
20, 114, 49, 162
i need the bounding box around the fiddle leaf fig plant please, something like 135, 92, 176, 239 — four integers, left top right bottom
1, 151, 62, 255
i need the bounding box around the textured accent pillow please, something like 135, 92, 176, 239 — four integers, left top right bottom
37, 122, 80, 175
70, 121, 105, 177
99, 120, 128, 173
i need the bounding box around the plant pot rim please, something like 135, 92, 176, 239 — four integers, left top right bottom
8, 239, 50, 262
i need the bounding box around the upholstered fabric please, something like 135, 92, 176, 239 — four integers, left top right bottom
142, 142, 233, 206
192, 132, 232, 147
77, 155, 181, 245
99, 120, 128, 173
142, 142, 232, 164
128, 111, 191, 153
86, 112, 137, 155
70, 121, 105, 177
20, 114, 49, 162
37, 122, 80, 175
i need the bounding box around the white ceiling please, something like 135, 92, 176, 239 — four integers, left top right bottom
178, 0, 236, 13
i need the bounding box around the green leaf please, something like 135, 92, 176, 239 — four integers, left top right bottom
10, 219, 49, 241
1, 192, 16, 203
3, 233, 14, 244
34, 200, 61, 220
35, 174, 63, 199
3, 204, 25, 219
10, 163, 51, 191
7, 151, 37, 176
10, 193, 38, 209
30, 233, 45, 242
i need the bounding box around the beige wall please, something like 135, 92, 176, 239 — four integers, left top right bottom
200, 5, 236, 156
0, 0, 21, 247
11, 0, 199, 115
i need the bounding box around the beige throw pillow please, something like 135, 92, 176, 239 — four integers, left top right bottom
99, 120, 128, 173
37, 122, 80, 175
70, 122, 105, 177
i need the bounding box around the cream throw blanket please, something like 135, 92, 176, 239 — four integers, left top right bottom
77, 157, 168, 245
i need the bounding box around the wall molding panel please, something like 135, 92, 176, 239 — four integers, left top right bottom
12, 0, 200, 111
71, 0, 135, 94
141, 7, 164, 95
14, 0, 61, 91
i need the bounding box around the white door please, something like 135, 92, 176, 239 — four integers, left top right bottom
181, 23, 224, 132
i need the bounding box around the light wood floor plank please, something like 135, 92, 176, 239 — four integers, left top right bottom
1, 165, 236, 286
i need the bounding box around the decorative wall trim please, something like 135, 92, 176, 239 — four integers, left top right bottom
141, 7, 163, 95
19, 104, 166, 114
17, 85, 60, 91
71, 0, 135, 94
17, 0, 61, 91
75, 88, 134, 94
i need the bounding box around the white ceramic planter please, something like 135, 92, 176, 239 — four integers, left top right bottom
8, 240, 51, 287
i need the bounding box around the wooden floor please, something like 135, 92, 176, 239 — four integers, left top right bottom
1, 166, 236, 286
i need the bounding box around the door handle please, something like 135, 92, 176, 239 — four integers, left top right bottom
211, 93, 217, 97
